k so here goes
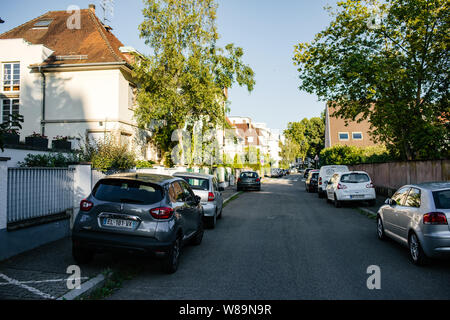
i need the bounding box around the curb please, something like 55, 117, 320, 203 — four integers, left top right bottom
223, 191, 243, 204
357, 207, 378, 219
57, 273, 106, 300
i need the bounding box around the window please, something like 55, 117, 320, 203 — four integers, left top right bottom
179, 181, 194, 202
128, 83, 137, 110
92, 179, 163, 205
432, 190, 450, 209
170, 182, 184, 202
33, 19, 53, 27
340, 173, 370, 183
180, 177, 209, 191
338, 132, 349, 141
405, 188, 421, 208
352, 132, 363, 140
247, 136, 254, 143
2, 63, 20, 91
2, 98, 19, 124
392, 187, 410, 206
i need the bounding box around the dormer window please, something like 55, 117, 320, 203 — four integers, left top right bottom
33, 19, 53, 28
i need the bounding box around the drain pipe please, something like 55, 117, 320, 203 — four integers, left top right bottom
39, 66, 46, 136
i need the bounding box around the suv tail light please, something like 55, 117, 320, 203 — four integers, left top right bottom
337, 183, 347, 190
256, 178, 260, 182
80, 199, 93, 212
366, 183, 374, 188
150, 207, 174, 219
423, 212, 448, 225
208, 192, 215, 202
319, 177, 322, 185
238, 178, 241, 182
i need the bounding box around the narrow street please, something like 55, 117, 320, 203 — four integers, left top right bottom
107, 175, 450, 300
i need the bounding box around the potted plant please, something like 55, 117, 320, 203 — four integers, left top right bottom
2, 128, 20, 145
25, 132, 48, 150
52, 135, 72, 151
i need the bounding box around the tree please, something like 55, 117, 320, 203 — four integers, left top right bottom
279, 138, 301, 168
134, 0, 255, 165
283, 121, 309, 160
293, 0, 449, 160
301, 117, 325, 159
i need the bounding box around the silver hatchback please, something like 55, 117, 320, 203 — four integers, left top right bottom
173, 172, 224, 229
377, 182, 450, 265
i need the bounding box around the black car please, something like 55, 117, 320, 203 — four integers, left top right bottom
237, 171, 261, 191
72, 173, 204, 274
305, 170, 320, 193
303, 168, 314, 179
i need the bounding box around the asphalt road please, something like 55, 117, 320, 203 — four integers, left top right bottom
108, 174, 450, 300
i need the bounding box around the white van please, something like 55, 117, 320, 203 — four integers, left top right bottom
317, 165, 349, 198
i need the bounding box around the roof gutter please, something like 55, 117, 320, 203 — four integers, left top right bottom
30, 61, 132, 71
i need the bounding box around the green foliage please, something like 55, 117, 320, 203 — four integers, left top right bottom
18, 153, 78, 168
0, 113, 24, 152
135, 160, 155, 168
279, 138, 301, 167
284, 117, 326, 161
293, 0, 449, 160
134, 0, 255, 162
79, 134, 137, 172
319, 145, 395, 166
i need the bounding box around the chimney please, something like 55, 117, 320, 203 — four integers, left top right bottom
89, 4, 96, 14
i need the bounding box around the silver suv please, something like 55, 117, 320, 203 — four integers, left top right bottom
72, 173, 204, 274
173, 172, 224, 229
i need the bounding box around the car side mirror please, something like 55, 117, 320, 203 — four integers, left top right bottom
386, 198, 396, 206
194, 195, 201, 205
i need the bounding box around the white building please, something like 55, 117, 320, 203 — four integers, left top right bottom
0, 5, 156, 160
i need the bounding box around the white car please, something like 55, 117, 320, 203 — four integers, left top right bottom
325, 171, 376, 207
317, 165, 349, 198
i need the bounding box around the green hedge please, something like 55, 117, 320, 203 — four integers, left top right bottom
18, 153, 79, 168
319, 145, 395, 166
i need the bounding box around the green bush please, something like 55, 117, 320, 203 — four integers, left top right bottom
18, 153, 78, 168
319, 145, 395, 166
135, 160, 155, 169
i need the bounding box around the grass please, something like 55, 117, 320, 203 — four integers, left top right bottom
356, 207, 378, 220
223, 192, 242, 208
79, 264, 144, 300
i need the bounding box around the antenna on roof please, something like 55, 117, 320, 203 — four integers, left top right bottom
99, 0, 114, 25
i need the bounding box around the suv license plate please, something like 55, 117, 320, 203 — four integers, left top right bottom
103, 218, 135, 229
351, 195, 364, 199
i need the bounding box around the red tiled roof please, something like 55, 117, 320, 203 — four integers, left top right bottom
0, 9, 131, 66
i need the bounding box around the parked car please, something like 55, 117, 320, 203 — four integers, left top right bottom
305, 170, 320, 193
173, 172, 224, 229
303, 168, 314, 179
376, 182, 450, 265
325, 171, 376, 207
317, 165, 349, 198
72, 173, 204, 274
237, 171, 261, 191
271, 168, 282, 178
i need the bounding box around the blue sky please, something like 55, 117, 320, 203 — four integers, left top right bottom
0, 0, 336, 131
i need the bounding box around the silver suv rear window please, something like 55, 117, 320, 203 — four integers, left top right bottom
93, 179, 163, 205
180, 177, 209, 191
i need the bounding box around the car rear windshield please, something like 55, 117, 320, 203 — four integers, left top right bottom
180, 177, 209, 191
311, 173, 319, 178
433, 190, 450, 209
241, 172, 258, 178
93, 179, 164, 205
340, 173, 370, 183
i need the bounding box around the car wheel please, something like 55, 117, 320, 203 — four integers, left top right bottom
72, 244, 94, 265
218, 207, 223, 219
408, 233, 428, 266
191, 220, 204, 246
163, 236, 181, 274
377, 216, 386, 240
334, 194, 342, 208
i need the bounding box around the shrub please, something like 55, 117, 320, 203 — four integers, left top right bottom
319, 145, 395, 166
18, 153, 78, 167
91, 139, 136, 172
135, 160, 155, 169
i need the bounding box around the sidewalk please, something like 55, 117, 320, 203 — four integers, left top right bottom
0, 185, 240, 300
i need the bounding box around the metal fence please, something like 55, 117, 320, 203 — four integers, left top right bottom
7, 168, 75, 224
